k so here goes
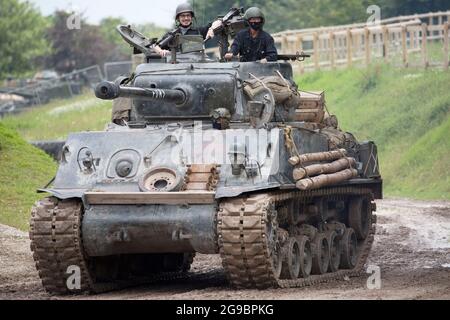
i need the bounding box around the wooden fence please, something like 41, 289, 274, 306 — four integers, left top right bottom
272, 11, 450, 73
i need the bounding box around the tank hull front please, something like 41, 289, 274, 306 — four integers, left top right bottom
81, 203, 218, 257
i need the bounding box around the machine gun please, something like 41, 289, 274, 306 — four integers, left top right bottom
156, 27, 181, 50
277, 52, 312, 62
206, 7, 246, 60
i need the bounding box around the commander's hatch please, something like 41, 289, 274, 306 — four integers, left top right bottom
116, 25, 157, 56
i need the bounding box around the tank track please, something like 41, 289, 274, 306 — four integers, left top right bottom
30, 197, 197, 295
217, 186, 376, 289
30, 187, 376, 294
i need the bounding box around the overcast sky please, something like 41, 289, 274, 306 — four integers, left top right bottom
30, 0, 188, 27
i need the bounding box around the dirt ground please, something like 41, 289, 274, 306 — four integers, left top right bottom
1, 198, 449, 300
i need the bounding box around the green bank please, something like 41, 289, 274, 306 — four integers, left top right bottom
0, 123, 57, 230
296, 65, 450, 200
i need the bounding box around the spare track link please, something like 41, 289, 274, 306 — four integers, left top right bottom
218, 186, 376, 289
30, 198, 198, 295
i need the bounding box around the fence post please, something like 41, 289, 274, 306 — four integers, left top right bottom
313, 32, 320, 71
383, 26, 389, 62
422, 23, 429, 69
402, 26, 409, 67
410, 28, 416, 51
282, 35, 288, 54
444, 22, 449, 71
329, 32, 336, 70
347, 29, 353, 67
365, 27, 371, 66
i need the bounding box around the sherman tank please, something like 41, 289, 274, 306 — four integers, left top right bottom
30, 13, 382, 294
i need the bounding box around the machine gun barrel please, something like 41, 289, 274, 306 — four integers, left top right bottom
95, 81, 187, 104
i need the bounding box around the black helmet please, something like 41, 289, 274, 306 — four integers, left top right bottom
175, 3, 195, 20
244, 7, 265, 24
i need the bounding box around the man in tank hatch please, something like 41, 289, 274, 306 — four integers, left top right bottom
153, 3, 221, 57
224, 7, 278, 63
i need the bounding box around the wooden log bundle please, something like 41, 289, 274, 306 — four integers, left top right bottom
288, 149, 347, 166
290, 148, 358, 191
293, 157, 357, 180
296, 169, 358, 191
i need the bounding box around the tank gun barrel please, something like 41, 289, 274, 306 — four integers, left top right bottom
95, 81, 187, 105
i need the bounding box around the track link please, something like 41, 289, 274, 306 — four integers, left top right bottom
218, 186, 376, 289
29, 198, 96, 294
30, 198, 198, 295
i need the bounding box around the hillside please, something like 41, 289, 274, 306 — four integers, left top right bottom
0, 123, 57, 230
296, 65, 450, 200
2, 93, 112, 141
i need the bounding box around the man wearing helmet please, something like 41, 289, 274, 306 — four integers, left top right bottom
153, 3, 220, 57
224, 7, 277, 63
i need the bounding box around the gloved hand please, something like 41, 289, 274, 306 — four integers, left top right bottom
260, 58, 268, 64
153, 45, 170, 58
211, 19, 222, 30
206, 19, 223, 40
224, 53, 234, 60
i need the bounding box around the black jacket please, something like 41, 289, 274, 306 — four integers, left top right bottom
159, 23, 211, 50
230, 28, 278, 62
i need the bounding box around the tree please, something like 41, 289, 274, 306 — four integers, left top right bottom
44, 11, 117, 73
190, 0, 450, 33
0, 0, 50, 79
99, 17, 168, 58
99, 17, 130, 58
377, 0, 450, 17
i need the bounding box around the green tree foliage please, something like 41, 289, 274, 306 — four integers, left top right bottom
0, 0, 50, 79
99, 17, 168, 58
44, 11, 119, 73
134, 22, 168, 39
378, 0, 450, 17
189, 0, 450, 32
189, 0, 371, 32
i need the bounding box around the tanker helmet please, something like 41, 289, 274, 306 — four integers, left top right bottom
175, 3, 195, 20
244, 7, 265, 24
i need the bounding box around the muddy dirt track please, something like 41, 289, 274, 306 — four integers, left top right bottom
1, 198, 449, 300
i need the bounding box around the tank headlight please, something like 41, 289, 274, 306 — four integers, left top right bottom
116, 160, 133, 177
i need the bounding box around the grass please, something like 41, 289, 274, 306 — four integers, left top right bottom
0, 123, 57, 230
1, 92, 113, 141
296, 64, 450, 200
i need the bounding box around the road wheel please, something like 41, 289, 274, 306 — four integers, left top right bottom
311, 233, 330, 275
281, 237, 301, 279
340, 228, 358, 269
296, 235, 312, 278
348, 196, 372, 240
326, 230, 341, 272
